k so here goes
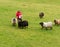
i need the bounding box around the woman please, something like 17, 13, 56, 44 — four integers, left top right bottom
16, 10, 22, 20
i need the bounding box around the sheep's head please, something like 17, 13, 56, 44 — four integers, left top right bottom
39, 22, 43, 27
13, 18, 16, 21
54, 19, 57, 24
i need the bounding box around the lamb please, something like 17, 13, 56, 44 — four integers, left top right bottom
54, 19, 60, 25
39, 22, 52, 30
18, 18, 28, 28
11, 18, 17, 26
39, 12, 44, 18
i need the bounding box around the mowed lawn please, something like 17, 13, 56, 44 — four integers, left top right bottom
0, 0, 60, 47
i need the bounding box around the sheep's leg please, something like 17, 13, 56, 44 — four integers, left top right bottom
46, 27, 48, 30
50, 27, 52, 29
21, 26, 24, 29
41, 26, 43, 29
26, 26, 28, 28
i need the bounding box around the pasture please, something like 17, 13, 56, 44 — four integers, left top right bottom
0, 0, 60, 47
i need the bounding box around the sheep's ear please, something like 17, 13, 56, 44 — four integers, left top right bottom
41, 22, 43, 24
40, 22, 42, 24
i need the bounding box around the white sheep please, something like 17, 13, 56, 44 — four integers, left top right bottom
11, 18, 17, 26
54, 19, 60, 25
39, 22, 53, 30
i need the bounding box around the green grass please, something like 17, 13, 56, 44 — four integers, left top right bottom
0, 0, 60, 47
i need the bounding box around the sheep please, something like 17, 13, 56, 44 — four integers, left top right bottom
18, 18, 22, 27
11, 18, 17, 26
18, 18, 28, 28
39, 22, 52, 30
39, 12, 44, 18
54, 19, 60, 25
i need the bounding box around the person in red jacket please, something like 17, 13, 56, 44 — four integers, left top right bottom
16, 10, 22, 20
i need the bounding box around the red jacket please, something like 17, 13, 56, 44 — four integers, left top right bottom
16, 11, 22, 19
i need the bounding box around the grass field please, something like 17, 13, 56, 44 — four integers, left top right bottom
0, 0, 60, 47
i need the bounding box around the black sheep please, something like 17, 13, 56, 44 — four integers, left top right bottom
39, 12, 44, 18
18, 18, 28, 28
